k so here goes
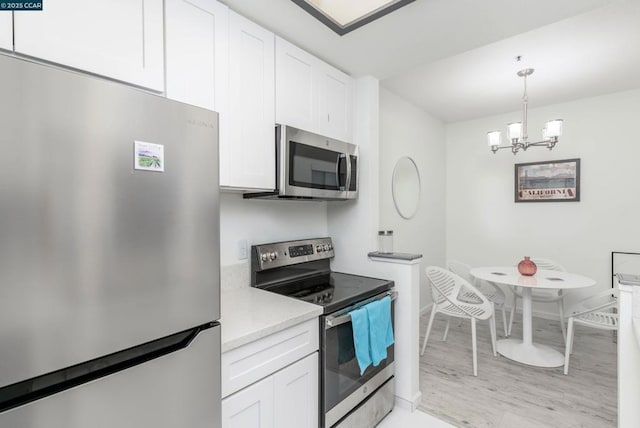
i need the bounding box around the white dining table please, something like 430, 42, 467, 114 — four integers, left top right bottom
470, 267, 596, 367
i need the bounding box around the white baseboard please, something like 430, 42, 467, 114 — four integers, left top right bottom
394, 391, 422, 412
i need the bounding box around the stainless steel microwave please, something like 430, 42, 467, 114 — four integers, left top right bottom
244, 124, 359, 200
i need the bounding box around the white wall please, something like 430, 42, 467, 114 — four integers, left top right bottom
219, 193, 327, 267
328, 76, 383, 276
379, 88, 447, 310
446, 89, 640, 314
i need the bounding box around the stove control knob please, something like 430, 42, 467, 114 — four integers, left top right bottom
261, 253, 268, 262
269, 251, 277, 261
327, 243, 333, 250
316, 245, 323, 253
323, 244, 329, 251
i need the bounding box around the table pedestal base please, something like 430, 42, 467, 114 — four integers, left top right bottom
497, 339, 564, 367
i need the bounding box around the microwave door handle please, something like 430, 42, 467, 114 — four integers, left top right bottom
345, 154, 352, 192
336, 154, 346, 190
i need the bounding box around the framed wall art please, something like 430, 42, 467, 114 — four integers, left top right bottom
515, 158, 580, 202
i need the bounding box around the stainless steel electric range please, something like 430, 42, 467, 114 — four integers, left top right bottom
251, 237, 396, 428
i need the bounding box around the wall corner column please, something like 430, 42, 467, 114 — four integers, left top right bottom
369, 253, 423, 411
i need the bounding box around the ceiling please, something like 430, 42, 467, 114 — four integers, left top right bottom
223, 0, 640, 122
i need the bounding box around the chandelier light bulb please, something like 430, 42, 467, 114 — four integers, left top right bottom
487, 131, 502, 147
545, 119, 563, 138
507, 122, 523, 142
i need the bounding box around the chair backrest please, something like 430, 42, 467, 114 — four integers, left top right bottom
447, 260, 474, 284
426, 266, 493, 320
531, 257, 566, 272
571, 288, 619, 316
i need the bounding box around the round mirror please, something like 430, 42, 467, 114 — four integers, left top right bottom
392, 157, 421, 219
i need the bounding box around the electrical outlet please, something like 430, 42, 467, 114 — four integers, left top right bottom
238, 239, 248, 260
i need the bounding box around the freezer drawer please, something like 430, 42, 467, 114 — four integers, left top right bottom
0, 324, 221, 428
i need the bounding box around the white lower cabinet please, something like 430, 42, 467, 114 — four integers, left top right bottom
222, 375, 275, 428
0, 13, 11, 51
221, 318, 319, 428
222, 352, 318, 428
273, 352, 319, 428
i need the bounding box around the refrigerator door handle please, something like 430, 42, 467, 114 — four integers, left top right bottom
0, 322, 217, 414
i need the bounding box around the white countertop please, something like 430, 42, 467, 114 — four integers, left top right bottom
221, 287, 323, 353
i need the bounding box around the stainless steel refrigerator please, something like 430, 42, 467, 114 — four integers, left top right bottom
0, 55, 221, 427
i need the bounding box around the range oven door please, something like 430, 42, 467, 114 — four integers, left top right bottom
321, 291, 395, 427
278, 124, 358, 200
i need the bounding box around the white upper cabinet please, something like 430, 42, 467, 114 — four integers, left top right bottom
165, 0, 228, 112
13, 0, 164, 91
318, 65, 352, 142
275, 36, 317, 134
221, 11, 275, 191
0, 13, 11, 51
275, 36, 352, 142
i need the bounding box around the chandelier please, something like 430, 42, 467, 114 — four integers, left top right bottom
487, 68, 563, 154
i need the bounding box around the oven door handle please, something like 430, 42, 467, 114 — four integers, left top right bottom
325, 290, 398, 329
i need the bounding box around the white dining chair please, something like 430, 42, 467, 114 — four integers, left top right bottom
564, 288, 618, 375
421, 266, 497, 376
447, 260, 509, 337
508, 257, 567, 340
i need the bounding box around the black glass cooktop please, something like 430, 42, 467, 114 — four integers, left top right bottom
265, 272, 393, 314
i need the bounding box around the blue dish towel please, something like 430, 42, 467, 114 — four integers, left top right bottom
366, 296, 394, 366
350, 296, 395, 374
350, 306, 372, 374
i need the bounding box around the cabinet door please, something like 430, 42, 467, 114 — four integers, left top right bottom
222, 12, 275, 190
275, 36, 317, 132
165, 0, 228, 112
222, 376, 274, 428
14, 0, 164, 91
318, 65, 352, 142
0, 12, 11, 51
274, 353, 319, 428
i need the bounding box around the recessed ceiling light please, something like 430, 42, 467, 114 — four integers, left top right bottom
291, 0, 416, 36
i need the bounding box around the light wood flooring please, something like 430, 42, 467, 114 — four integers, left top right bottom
418, 312, 617, 428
